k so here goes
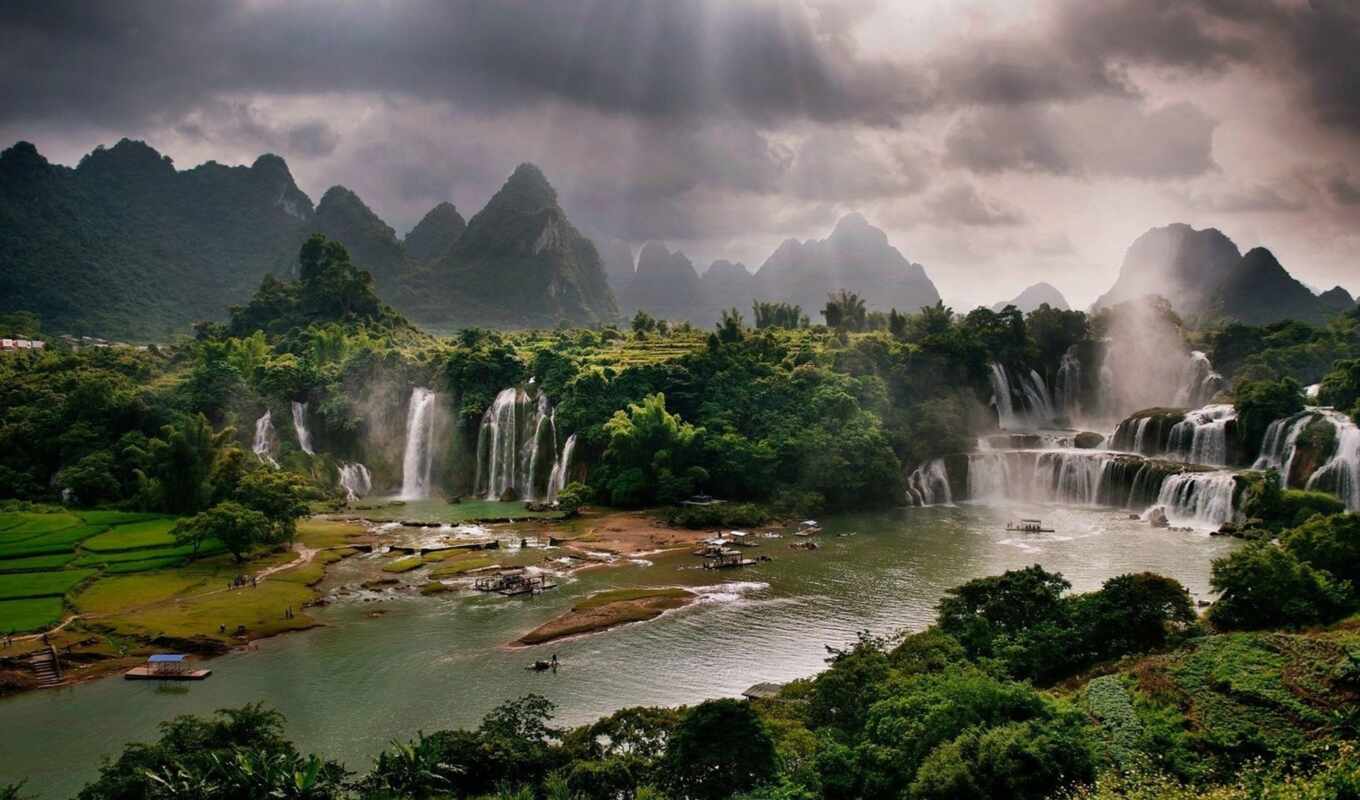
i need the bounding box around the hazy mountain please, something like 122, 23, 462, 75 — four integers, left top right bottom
0, 139, 310, 339
592, 235, 637, 302
620, 242, 705, 320
1095, 223, 1343, 324
993, 282, 1069, 313
700, 260, 759, 323
755, 213, 941, 316
404, 202, 466, 263
424, 163, 618, 327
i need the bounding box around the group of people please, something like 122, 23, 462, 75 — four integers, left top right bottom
228, 574, 257, 590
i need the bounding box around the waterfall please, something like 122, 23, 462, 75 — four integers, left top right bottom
1166, 404, 1236, 466
252, 411, 278, 468
1173, 351, 1227, 408
291, 401, 315, 456
906, 458, 953, 506
400, 387, 437, 500
1306, 383, 1321, 400
1131, 417, 1153, 455
990, 363, 1019, 430
1150, 471, 1238, 529
338, 463, 372, 502
911, 449, 1178, 509
989, 362, 1056, 430
1056, 348, 1082, 418
547, 433, 578, 502
1253, 412, 1316, 478
476, 388, 560, 501
1304, 410, 1360, 511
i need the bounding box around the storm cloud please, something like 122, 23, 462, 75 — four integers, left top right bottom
3, 0, 1359, 307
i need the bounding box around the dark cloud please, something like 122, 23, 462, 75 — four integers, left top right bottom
0, 0, 926, 130
944, 100, 1217, 179
1328, 174, 1360, 206
925, 183, 1024, 227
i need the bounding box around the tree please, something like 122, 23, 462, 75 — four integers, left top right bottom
1233, 376, 1304, 457
234, 469, 311, 542
1318, 358, 1360, 417
1208, 542, 1352, 630
1282, 513, 1360, 586
179, 502, 275, 562
716, 308, 745, 343
556, 481, 590, 516
131, 414, 233, 515
822, 290, 867, 332
937, 565, 1071, 658
602, 394, 704, 506
752, 301, 808, 330
1078, 573, 1196, 659
54, 451, 120, 506
662, 699, 778, 800
632, 310, 659, 336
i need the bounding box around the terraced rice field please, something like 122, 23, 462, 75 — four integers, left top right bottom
0, 510, 193, 632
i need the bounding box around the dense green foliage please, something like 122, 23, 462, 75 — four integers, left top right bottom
1205, 311, 1360, 385
1209, 512, 1360, 630
1231, 376, 1304, 458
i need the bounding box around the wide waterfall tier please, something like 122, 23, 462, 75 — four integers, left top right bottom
990, 362, 1058, 430
906, 449, 1221, 514
400, 387, 437, 500
291, 401, 315, 456
338, 462, 372, 502
1153, 471, 1239, 528
1110, 404, 1241, 467
475, 388, 574, 502
252, 410, 279, 468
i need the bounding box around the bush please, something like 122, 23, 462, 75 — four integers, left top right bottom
1207, 542, 1352, 630
1281, 512, 1360, 585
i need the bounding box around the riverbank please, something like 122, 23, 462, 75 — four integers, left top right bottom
512, 587, 696, 646
0, 519, 373, 697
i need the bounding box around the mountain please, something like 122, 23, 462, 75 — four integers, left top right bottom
403, 202, 465, 263
620, 242, 705, 320
1094, 223, 1342, 324
0, 139, 310, 339
311, 186, 409, 297
589, 234, 637, 301
1318, 285, 1356, 313
754, 213, 941, 317
700, 260, 758, 323
422, 163, 617, 327
993, 282, 1069, 313
0, 140, 619, 337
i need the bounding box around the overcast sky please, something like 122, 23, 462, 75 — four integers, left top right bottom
4, 0, 1358, 308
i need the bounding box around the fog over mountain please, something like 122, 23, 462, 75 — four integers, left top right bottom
3, 1, 1358, 311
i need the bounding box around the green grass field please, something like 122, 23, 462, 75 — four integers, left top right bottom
0, 569, 96, 600
0, 552, 78, 573
0, 597, 65, 633
80, 518, 179, 552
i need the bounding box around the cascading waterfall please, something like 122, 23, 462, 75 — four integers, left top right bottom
909, 449, 1177, 510
1055, 348, 1082, 418
906, 458, 953, 506
476, 388, 562, 502
337, 463, 372, 502
1173, 351, 1227, 408
252, 411, 278, 468
291, 401, 315, 456
1253, 411, 1317, 478
990, 363, 1019, 430
1166, 404, 1236, 466
400, 387, 437, 500
989, 362, 1056, 430
1304, 410, 1360, 511
1150, 471, 1238, 529
547, 433, 578, 502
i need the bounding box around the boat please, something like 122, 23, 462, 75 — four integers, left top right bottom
793, 520, 821, 537
1006, 518, 1054, 533
526, 660, 557, 672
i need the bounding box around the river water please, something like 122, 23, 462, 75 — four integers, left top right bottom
0, 503, 1238, 797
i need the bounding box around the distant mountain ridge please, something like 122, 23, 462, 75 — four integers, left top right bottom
0, 139, 616, 338
1094, 223, 1350, 324
993, 282, 1069, 313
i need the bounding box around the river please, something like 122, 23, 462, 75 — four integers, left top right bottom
0, 503, 1238, 797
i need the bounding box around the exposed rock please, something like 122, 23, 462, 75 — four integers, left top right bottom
1074, 432, 1106, 449
1148, 507, 1170, 528
621, 242, 706, 320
